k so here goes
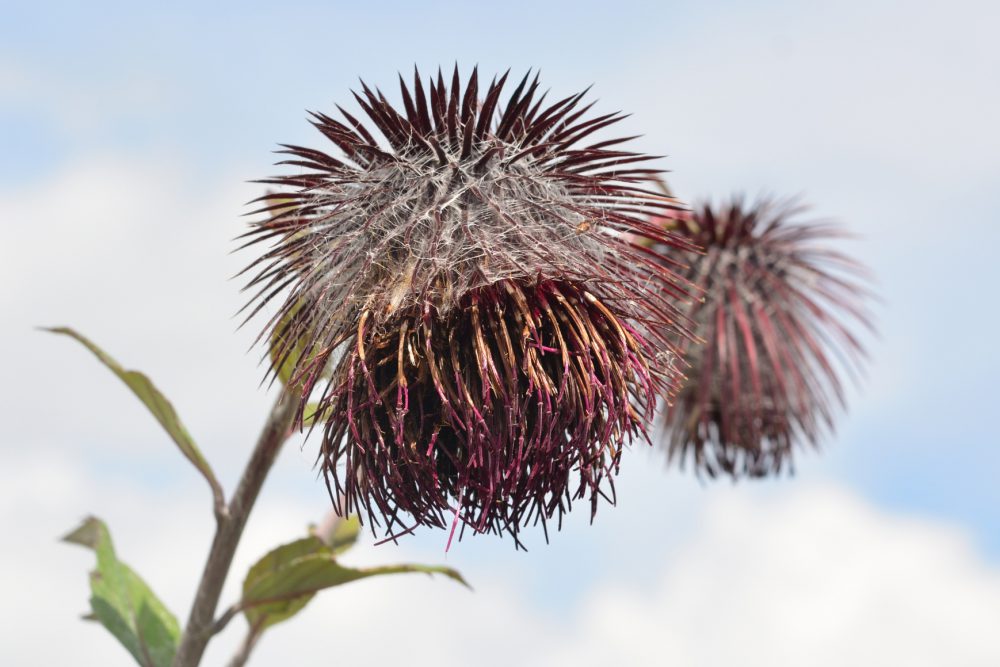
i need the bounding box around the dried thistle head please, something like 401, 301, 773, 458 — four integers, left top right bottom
240, 67, 694, 545
659, 196, 874, 478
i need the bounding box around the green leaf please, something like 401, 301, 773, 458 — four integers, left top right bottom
328, 515, 361, 555
269, 305, 308, 387
63, 517, 180, 667
301, 402, 330, 427
241, 537, 322, 631
241, 534, 469, 631
260, 193, 322, 388
269, 297, 335, 388
309, 514, 361, 555
43, 327, 222, 504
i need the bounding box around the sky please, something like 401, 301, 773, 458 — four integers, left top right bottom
2, 1, 999, 665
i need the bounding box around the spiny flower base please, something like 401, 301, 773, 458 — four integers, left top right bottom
661, 197, 872, 478
318, 279, 661, 548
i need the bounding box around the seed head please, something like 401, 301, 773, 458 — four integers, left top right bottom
659, 196, 874, 478
240, 67, 694, 545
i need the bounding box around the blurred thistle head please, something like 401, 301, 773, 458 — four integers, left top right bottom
658, 195, 874, 478
239, 66, 695, 547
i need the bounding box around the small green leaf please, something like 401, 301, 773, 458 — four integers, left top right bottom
301, 402, 330, 427
269, 303, 309, 387
328, 515, 361, 555
241, 537, 324, 631
43, 327, 222, 505
261, 193, 326, 389
241, 534, 468, 631
63, 517, 180, 667
269, 298, 335, 388
309, 514, 361, 555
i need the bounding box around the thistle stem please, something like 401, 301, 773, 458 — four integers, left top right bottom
172, 389, 299, 667
226, 625, 263, 667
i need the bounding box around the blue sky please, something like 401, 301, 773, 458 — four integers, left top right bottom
3, 1, 999, 665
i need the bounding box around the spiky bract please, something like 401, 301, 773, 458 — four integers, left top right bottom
240, 67, 694, 544
321, 280, 658, 546
660, 197, 873, 478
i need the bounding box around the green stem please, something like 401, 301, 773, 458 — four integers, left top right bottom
172, 390, 299, 667
226, 624, 264, 667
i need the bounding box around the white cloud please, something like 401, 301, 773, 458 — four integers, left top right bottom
622, 0, 1000, 199
544, 486, 1000, 666
0, 156, 276, 476
3, 449, 998, 666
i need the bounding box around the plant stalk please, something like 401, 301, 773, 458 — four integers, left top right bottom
226, 625, 263, 667
172, 389, 299, 667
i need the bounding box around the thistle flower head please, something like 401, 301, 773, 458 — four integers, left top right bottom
240, 67, 694, 545
660, 196, 874, 478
